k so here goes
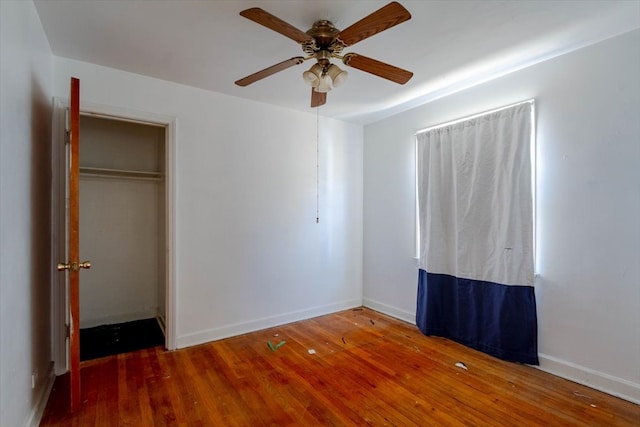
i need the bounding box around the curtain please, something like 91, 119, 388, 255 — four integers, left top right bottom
416, 101, 538, 364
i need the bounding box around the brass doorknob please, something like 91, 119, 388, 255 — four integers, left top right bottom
57, 261, 91, 271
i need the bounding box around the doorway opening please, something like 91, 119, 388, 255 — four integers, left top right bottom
78, 115, 167, 360
51, 98, 176, 374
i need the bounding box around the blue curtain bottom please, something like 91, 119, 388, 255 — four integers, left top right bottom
416, 269, 539, 365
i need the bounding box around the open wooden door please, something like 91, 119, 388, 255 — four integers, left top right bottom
56, 77, 90, 411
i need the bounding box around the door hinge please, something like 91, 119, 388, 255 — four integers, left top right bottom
65, 324, 70, 338
64, 108, 70, 144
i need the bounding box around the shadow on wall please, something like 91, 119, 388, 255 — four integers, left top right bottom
29, 70, 53, 396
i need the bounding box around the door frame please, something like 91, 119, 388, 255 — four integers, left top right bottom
51, 98, 177, 374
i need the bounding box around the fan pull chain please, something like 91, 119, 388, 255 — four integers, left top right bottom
316, 107, 320, 224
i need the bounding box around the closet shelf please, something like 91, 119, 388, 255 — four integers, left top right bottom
80, 167, 163, 181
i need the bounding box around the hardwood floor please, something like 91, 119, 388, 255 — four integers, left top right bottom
41, 308, 639, 426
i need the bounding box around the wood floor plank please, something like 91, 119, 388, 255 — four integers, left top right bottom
186, 345, 243, 426
117, 355, 137, 427
40, 308, 640, 426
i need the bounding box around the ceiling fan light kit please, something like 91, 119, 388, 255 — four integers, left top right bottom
235, 1, 413, 107
303, 63, 348, 93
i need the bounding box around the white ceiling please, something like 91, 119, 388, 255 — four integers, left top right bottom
34, 0, 640, 124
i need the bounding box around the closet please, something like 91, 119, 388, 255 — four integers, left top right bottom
78, 115, 166, 359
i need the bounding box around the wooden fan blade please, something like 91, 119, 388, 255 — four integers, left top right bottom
337, 2, 411, 47
240, 8, 313, 44
311, 89, 326, 108
343, 53, 413, 84
235, 57, 305, 87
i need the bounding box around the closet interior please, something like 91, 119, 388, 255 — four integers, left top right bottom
78, 115, 167, 360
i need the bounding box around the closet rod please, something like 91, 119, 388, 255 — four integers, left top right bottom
79, 167, 163, 181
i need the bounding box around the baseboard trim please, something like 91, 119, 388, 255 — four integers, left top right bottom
175, 299, 362, 349
26, 363, 55, 427
537, 353, 640, 405
362, 297, 415, 324
156, 311, 167, 336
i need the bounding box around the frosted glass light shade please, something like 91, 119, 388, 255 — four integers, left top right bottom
316, 74, 332, 93
302, 64, 323, 87
327, 64, 348, 87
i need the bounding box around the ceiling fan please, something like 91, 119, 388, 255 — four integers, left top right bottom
235, 2, 413, 108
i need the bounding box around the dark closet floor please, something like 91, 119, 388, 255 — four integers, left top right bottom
80, 318, 164, 361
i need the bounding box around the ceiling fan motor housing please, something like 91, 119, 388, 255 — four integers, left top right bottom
303, 20, 345, 64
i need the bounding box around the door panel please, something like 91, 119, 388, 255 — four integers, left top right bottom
56, 77, 86, 411
68, 76, 81, 412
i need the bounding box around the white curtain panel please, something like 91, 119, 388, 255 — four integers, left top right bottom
417, 101, 534, 287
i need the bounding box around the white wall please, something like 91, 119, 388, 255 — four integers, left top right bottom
52, 57, 364, 349
363, 29, 640, 403
0, 1, 54, 426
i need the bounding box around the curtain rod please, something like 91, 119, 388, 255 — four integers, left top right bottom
414, 99, 534, 136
